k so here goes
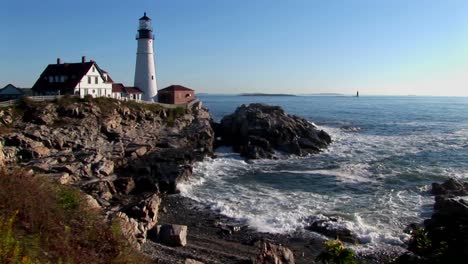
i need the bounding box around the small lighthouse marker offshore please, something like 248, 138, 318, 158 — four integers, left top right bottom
134, 13, 157, 102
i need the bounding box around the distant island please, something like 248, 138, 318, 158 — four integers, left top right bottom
239, 93, 296, 96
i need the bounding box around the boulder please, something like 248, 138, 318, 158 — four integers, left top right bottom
431, 178, 468, 196
154, 224, 188, 247
305, 216, 359, 244
124, 194, 161, 231
218, 104, 331, 159
253, 241, 295, 264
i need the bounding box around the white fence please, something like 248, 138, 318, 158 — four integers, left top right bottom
0, 99, 18, 107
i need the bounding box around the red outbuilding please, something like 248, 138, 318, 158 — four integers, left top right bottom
158, 85, 195, 104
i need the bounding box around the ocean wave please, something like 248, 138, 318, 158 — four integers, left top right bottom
179, 122, 466, 249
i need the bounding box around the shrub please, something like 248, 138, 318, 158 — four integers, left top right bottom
56, 95, 80, 107
316, 239, 360, 264
82, 94, 93, 102
0, 170, 149, 264
0, 211, 38, 264
407, 227, 431, 256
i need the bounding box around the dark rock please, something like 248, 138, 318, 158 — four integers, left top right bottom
153, 224, 188, 247
305, 216, 359, 244
218, 103, 331, 159
431, 178, 468, 196
114, 177, 136, 194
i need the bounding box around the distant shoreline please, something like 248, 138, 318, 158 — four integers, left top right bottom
239, 93, 296, 96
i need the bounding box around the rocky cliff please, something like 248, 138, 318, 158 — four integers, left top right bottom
0, 97, 214, 248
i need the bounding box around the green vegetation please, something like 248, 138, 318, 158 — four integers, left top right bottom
394, 225, 468, 264
166, 107, 186, 126
123, 100, 164, 112
54, 95, 81, 108
316, 239, 360, 264
0, 170, 149, 264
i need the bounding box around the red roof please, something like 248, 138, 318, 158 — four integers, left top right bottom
125, 87, 143, 94
112, 83, 125, 93
159, 85, 194, 92
32, 62, 96, 94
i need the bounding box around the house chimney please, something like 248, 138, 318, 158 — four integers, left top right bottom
57, 58, 61, 64
81, 56, 86, 63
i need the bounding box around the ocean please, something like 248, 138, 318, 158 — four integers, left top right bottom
179, 95, 468, 251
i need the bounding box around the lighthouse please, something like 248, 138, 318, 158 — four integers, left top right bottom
134, 13, 157, 102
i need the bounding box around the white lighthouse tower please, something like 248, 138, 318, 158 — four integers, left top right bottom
134, 13, 158, 102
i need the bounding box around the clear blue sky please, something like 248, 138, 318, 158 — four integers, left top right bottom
1, 0, 468, 96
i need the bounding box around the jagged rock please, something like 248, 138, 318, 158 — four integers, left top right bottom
124, 194, 161, 231
218, 103, 331, 159
53, 164, 78, 175
92, 159, 114, 176
115, 212, 142, 250
431, 178, 468, 196
0, 99, 216, 254
153, 224, 188, 247
253, 241, 295, 264
114, 177, 136, 194
84, 194, 101, 210
304, 216, 359, 244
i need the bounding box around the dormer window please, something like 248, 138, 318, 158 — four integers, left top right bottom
92, 67, 95, 72
49, 76, 54, 83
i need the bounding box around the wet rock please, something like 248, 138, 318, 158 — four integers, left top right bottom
153, 224, 188, 247
218, 103, 331, 159
305, 217, 359, 244
431, 178, 468, 196
253, 241, 295, 264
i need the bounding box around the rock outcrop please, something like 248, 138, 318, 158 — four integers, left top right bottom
0, 98, 214, 249
431, 178, 468, 196
217, 103, 331, 159
398, 178, 468, 263
305, 216, 359, 244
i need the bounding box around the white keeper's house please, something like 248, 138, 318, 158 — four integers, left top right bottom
32, 56, 142, 101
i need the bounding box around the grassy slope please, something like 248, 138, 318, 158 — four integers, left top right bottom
0, 170, 149, 264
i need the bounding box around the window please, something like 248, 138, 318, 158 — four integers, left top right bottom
92, 67, 95, 72
60, 76, 65, 82
92, 90, 95, 94
151, 75, 154, 80
55, 76, 59, 82
95, 77, 98, 84
88, 76, 91, 84
49, 76, 54, 83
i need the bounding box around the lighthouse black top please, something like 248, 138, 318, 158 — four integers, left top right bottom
137, 12, 153, 39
